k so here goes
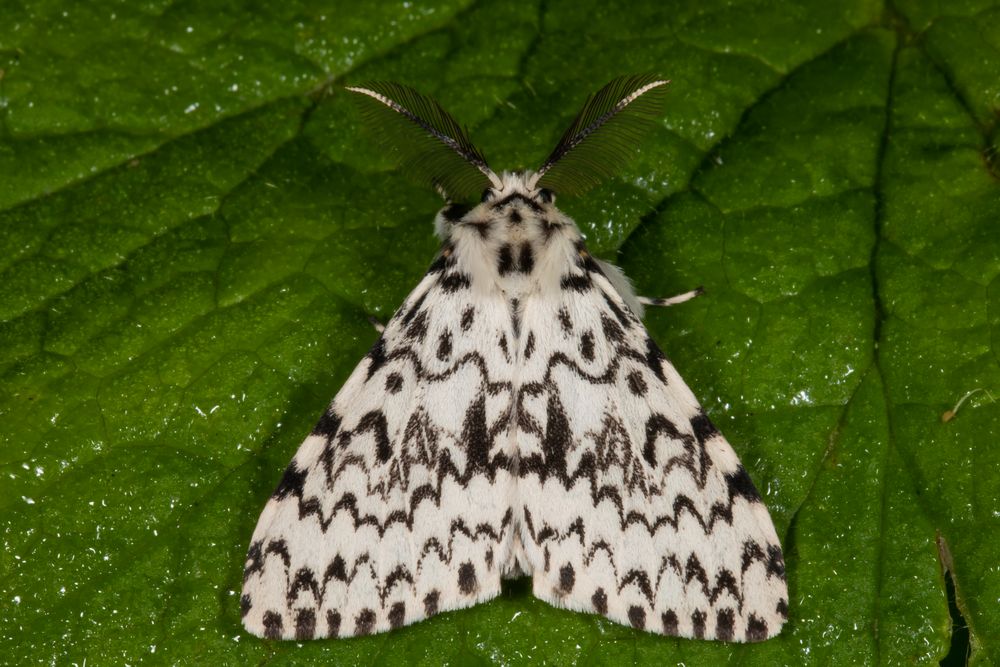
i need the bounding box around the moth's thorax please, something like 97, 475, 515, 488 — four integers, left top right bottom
436, 172, 581, 298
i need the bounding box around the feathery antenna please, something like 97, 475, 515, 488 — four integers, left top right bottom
530, 75, 669, 196
347, 82, 502, 201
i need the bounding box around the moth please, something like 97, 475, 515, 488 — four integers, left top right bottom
241, 75, 788, 642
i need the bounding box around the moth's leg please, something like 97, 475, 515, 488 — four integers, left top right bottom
637, 287, 704, 308
594, 257, 703, 317
367, 315, 386, 334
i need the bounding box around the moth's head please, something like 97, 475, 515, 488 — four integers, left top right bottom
431, 172, 556, 239
478, 171, 553, 203
346, 76, 669, 237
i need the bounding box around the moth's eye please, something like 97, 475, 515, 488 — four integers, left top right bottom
537, 188, 555, 204
441, 203, 471, 222
481, 188, 494, 203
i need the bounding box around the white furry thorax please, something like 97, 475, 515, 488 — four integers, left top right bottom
432, 171, 646, 315
432, 171, 583, 300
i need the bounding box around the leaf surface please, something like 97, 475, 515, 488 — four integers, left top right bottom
1, 1, 998, 664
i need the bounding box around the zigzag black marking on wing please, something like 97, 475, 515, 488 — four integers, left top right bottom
583, 539, 618, 570
517, 389, 711, 498
524, 509, 775, 611
282, 444, 513, 535
647, 414, 711, 487
534, 343, 683, 409
524, 507, 774, 611
259, 549, 386, 611
519, 385, 770, 538
323, 406, 512, 500
376, 347, 512, 395
305, 341, 515, 502
522, 453, 762, 536
418, 508, 514, 568
248, 510, 514, 613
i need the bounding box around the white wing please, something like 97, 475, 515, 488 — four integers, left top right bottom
514, 252, 788, 641
241, 248, 518, 639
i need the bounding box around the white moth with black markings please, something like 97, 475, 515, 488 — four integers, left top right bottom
241, 75, 788, 642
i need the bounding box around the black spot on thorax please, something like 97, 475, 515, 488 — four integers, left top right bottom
497, 244, 515, 275
541, 218, 564, 242
518, 242, 534, 273
472, 221, 493, 239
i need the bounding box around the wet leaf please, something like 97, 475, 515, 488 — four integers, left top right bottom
1, 0, 997, 664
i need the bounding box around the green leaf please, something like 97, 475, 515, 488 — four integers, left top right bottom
1, 0, 997, 664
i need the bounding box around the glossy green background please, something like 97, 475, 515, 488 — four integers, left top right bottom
1, 0, 998, 664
